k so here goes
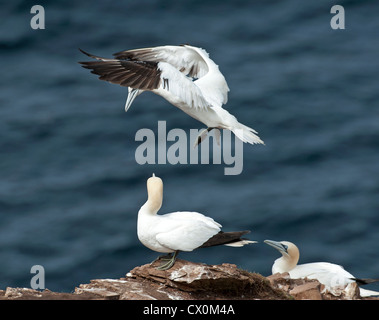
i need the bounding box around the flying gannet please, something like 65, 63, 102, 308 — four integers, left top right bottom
137, 174, 256, 270
78, 45, 264, 147
264, 240, 379, 297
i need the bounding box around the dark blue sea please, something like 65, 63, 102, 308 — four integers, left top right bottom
1, 0, 379, 293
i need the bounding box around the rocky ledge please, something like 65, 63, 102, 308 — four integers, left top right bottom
1, 259, 378, 300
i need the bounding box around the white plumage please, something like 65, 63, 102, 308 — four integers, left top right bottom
79, 45, 264, 146
265, 240, 379, 297
138, 210, 221, 253
137, 174, 256, 270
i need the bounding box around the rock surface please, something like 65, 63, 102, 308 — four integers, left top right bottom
0, 259, 378, 300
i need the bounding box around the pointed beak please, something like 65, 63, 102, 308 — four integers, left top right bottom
264, 240, 288, 254
125, 88, 140, 112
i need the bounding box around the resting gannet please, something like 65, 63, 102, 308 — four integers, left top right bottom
137, 174, 256, 270
78, 45, 264, 147
264, 240, 379, 297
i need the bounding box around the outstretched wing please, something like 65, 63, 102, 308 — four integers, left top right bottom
113, 45, 210, 79
79, 49, 161, 90
79, 47, 214, 109
114, 45, 229, 107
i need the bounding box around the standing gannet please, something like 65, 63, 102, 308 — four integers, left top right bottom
264, 240, 379, 297
78, 45, 264, 147
137, 174, 256, 270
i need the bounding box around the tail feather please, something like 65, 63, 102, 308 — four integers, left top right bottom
359, 288, 379, 297
232, 123, 264, 145
351, 278, 379, 297
223, 239, 258, 247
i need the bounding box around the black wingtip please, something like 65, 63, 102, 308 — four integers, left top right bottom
78, 48, 92, 65
199, 230, 253, 248
352, 278, 379, 286
78, 48, 92, 57
78, 48, 106, 60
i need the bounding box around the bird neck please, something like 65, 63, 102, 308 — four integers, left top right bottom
140, 187, 163, 216
273, 254, 299, 273
144, 196, 162, 215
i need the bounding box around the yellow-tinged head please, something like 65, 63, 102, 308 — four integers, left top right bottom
146, 173, 163, 214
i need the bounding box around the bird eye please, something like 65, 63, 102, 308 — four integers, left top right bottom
282, 244, 288, 251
